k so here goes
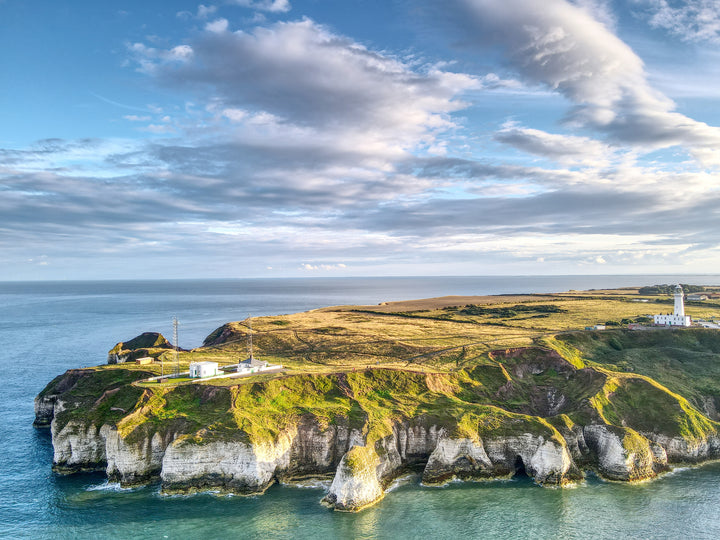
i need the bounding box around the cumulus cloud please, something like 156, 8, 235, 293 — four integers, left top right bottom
634, 0, 720, 43
132, 19, 477, 157
177, 4, 217, 20
438, 0, 720, 162
127, 43, 194, 73
205, 18, 229, 33
231, 0, 291, 13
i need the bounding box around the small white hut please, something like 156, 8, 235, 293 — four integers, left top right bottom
189, 361, 219, 378
237, 357, 269, 373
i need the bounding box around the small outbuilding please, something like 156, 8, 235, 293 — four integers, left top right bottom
189, 361, 219, 378
240, 357, 269, 369
237, 357, 269, 373
585, 324, 606, 331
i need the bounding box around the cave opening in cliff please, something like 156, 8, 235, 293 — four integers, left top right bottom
513, 456, 528, 477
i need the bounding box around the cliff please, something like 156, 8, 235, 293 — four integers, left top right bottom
35, 334, 720, 511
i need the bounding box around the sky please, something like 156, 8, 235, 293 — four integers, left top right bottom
2, 0, 720, 280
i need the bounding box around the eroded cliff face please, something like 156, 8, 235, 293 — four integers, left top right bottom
40, 404, 720, 512
160, 422, 364, 494
51, 416, 107, 474
104, 426, 174, 485
35, 344, 720, 512
583, 424, 665, 481
323, 427, 578, 511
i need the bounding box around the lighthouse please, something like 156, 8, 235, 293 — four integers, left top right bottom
653, 284, 692, 327
674, 284, 685, 318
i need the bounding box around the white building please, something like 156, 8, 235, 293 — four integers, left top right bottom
189, 361, 219, 378
236, 357, 269, 374
585, 324, 606, 331
653, 285, 692, 327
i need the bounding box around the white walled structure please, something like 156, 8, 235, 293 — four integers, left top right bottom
653, 285, 691, 327
189, 361, 219, 378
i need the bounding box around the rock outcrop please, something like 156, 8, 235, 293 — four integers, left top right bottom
107, 332, 175, 364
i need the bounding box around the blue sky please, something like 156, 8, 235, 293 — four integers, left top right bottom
2, 0, 720, 280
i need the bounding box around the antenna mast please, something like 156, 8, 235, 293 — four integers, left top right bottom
248, 316, 253, 361
173, 317, 179, 377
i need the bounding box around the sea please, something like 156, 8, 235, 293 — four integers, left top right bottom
2, 275, 720, 540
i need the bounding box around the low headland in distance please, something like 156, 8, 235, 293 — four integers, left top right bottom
34, 284, 720, 511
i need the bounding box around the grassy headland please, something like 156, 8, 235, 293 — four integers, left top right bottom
39, 286, 720, 457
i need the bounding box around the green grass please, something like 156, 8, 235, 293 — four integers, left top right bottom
556, 329, 720, 415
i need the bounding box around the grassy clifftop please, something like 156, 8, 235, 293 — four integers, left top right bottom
555, 329, 720, 421
45, 341, 720, 453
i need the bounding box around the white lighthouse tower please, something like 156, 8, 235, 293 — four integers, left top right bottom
653, 284, 692, 327
674, 284, 685, 318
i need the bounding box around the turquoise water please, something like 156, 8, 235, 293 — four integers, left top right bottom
12, 466, 720, 539
2, 276, 720, 539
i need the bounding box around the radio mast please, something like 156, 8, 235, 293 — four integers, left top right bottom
173, 317, 179, 377
247, 316, 253, 361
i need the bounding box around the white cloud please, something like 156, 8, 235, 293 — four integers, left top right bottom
170, 45, 193, 60
479, 73, 523, 89
205, 18, 229, 33
444, 0, 720, 163
137, 19, 477, 158
572, 0, 616, 29
140, 123, 175, 133
123, 115, 151, 122
494, 123, 615, 167
197, 4, 217, 19
231, 0, 291, 13
177, 5, 217, 20
127, 43, 194, 73
221, 108, 247, 122
300, 263, 347, 271
634, 0, 720, 43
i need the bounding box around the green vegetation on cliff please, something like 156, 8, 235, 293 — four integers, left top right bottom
39, 286, 720, 482
554, 329, 720, 425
